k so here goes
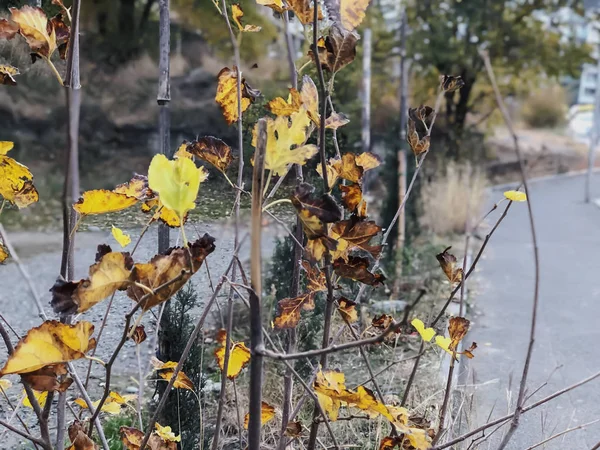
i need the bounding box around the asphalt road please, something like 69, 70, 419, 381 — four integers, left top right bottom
465, 172, 600, 449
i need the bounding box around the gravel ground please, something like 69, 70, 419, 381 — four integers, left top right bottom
0, 216, 282, 448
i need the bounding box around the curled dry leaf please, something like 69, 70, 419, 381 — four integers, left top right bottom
20, 363, 73, 392
216, 66, 260, 125
50, 13, 69, 59
379, 431, 431, 450
111, 225, 131, 248
127, 234, 215, 311
407, 119, 430, 158
287, 0, 323, 24
340, 183, 367, 217
285, 421, 303, 437
186, 136, 234, 173
50, 245, 134, 315
0, 64, 19, 85
448, 316, 470, 351
325, 112, 350, 129
411, 318, 435, 342
301, 75, 320, 125
330, 218, 382, 261
0, 320, 96, 376
371, 314, 394, 330
267, 88, 302, 116
231, 4, 262, 32
214, 329, 251, 379
120, 426, 177, 450
440, 74, 465, 92
274, 261, 327, 329
148, 154, 207, 222
150, 357, 195, 391
337, 297, 358, 323
291, 182, 343, 240
252, 107, 318, 176
0, 141, 39, 208
309, 23, 359, 73
317, 152, 381, 188
131, 325, 147, 344
5, 6, 57, 58
67, 420, 98, 450
504, 190, 527, 202
243, 401, 276, 429
436, 246, 463, 284
333, 256, 385, 286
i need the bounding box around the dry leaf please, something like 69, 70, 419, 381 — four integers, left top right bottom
216, 66, 260, 125
287, 0, 322, 24
151, 359, 195, 391
301, 75, 320, 125
252, 108, 318, 176
68, 421, 98, 450
148, 154, 207, 222
7, 6, 57, 58
324, 0, 370, 31
256, 0, 286, 12
186, 136, 234, 173
74, 190, 138, 215
448, 316, 470, 351
371, 314, 395, 330
214, 329, 251, 379
329, 218, 382, 261
113, 174, 149, 200
131, 325, 147, 345
50, 246, 134, 315
440, 74, 465, 92
231, 4, 262, 32
20, 364, 72, 392
155, 423, 181, 442
285, 421, 302, 437
0, 321, 95, 375
128, 235, 215, 310
337, 297, 358, 323
291, 183, 342, 242
407, 119, 430, 158
243, 401, 276, 429
267, 88, 302, 116
309, 23, 358, 73
0, 64, 19, 85
325, 112, 350, 129
436, 246, 463, 284
0, 141, 39, 208
340, 183, 367, 217
111, 226, 131, 248
120, 426, 177, 450
0, 239, 9, 263
141, 198, 184, 228
333, 256, 385, 286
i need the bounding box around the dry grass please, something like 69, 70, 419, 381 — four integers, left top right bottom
420, 163, 488, 236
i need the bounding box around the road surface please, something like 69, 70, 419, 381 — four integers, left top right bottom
465, 172, 600, 449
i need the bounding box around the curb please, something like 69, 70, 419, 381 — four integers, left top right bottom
490, 167, 600, 191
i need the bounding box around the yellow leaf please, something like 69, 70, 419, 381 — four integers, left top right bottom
338, 297, 358, 323
504, 190, 527, 202
0, 142, 39, 208
411, 318, 435, 342
154, 423, 181, 442
215, 66, 260, 125
339, 0, 370, 31
148, 154, 206, 222
158, 368, 195, 391
0, 240, 9, 264
267, 88, 302, 116
435, 335, 452, 356
9, 6, 57, 58
300, 75, 320, 125
22, 389, 47, 408
314, 369, 345, 421
111, 226, 131, 248
231, 3, 262, 32
243, 401, 276, 429
141, 198, 183, 228
74, 190, 138, 215
74, 397, 123, 415
252, 108, 318, 176
214, 329, 251, 379
113, 174, 149, 200
255, 0, 286, 12
0, 64, 19, 85
186, 137, 234, 173
50, 248, 133, 315
0, 321, 95, 375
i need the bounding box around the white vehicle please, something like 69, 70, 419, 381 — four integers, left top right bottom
567, 104, 594, 143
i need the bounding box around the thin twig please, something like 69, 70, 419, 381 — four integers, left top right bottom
525, 418, 600, 450
0, 419, 48, 448
480, 49, 541, 450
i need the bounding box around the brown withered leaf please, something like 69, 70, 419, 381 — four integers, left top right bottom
310, 23, 359, 73
304, 237, 336, 263
127, 234, 215, 311
186, 136, 233, 173
409, 105, 435, 126
120, 426, 177, 450
267, 88, 302, 116
50, 13, 69, 59
448, 316, 470, 352
68, 421, 98, 450
372, 314, 394, 330
333, 256, 385, 286
287, 0, 323, 24
274, 261, 327, 329
285, 420, 303, 437
337, 297, 358, 323
462, 342, 477, 359
290, 183, 342, 240
50, 247, 134, 316
340, 183, 367, 217
317, 152, 381, 187
20, 364, 72, 393
330, 218, 382, 261
440, 74, 465, 92
301, 75, 320, 125
151, 359, 195, 391
231, 4, 262, 32
436, 246, 463, 284
325, 112, 350, 129
215, 66, 260, 125
0, 64, 19, 85
131, 325, 147, 345
8, 6, 59, 59
0, 18, 19, 39
0, 239, 9, 263
113, 174, 149, 200
407, 119, 430, 158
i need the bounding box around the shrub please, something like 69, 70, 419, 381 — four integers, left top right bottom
521, 85, 567, 128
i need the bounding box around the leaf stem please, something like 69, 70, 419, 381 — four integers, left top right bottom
262, 198, 291, 212
45, 58, 64, 86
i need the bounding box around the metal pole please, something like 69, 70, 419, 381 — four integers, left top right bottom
585, 41, 600, 203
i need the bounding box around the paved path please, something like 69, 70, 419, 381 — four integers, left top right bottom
465, 173, 600, 449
